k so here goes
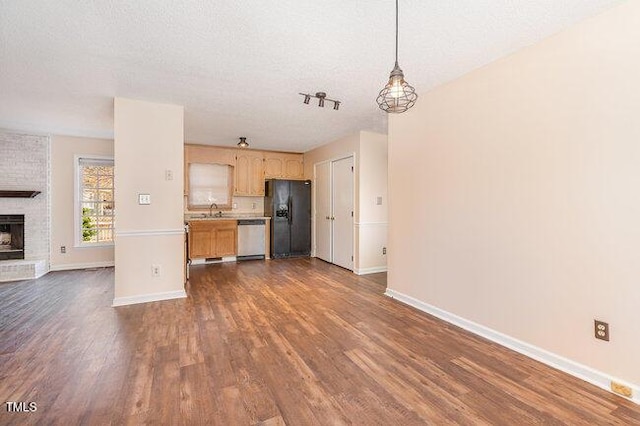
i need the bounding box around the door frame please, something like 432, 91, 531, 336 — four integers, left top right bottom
312, 153, 356, 269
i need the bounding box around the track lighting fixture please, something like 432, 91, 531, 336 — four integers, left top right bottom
299, 92, 340, 110
237, 137, 249, 148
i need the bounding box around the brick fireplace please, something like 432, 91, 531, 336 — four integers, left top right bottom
0, 131, 50, 282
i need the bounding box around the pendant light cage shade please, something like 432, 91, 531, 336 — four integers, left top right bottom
376, 65, 417, 113
376, 0, 417, 113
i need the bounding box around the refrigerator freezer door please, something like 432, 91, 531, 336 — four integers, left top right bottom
271, 180, 291, 257
290, 180, 311, 256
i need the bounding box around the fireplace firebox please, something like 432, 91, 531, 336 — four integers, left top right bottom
0, 215, 25, 260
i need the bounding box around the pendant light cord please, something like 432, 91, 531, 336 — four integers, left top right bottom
395, 0, 399, 65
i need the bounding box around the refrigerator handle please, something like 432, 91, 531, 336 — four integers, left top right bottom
288, 196, 293, 224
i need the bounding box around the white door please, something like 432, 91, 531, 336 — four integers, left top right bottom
331, 156, 354, 270
315, 161, 331, 262
313, 156, 354, 270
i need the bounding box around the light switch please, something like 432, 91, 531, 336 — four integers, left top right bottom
376, 196, 383, 206
138, 193, 151, 205
165, 169, 173, 181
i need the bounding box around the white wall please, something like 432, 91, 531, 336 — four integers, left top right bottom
50, 135, 114, 270
387, 1, 640, 398
113, 98, 185, 305
304, 131, 388, 274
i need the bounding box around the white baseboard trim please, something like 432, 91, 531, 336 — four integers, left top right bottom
354, 266, 387, 275
50, 261, 115, 271
384, 288, 639, 404
112, 289, 187, 307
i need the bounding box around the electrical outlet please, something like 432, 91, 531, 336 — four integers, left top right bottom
138, 193, 151, 205
60, 245, 66, 254
594, 320, 609, 341
382, 247, 387, 255
151, 264, 161, 277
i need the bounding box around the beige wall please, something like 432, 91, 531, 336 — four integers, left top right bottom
304, 131, 388, 274
388, 0, 640, 390
357, 131, 388, 272
50, 135, 114, 270
113, 98, 185, 304
304, 132, 360, 217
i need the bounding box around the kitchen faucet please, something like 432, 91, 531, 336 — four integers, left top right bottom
209, 203, 223, 218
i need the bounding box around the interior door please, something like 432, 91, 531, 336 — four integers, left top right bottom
315, 162, 331, 262
331, 156, 354, 270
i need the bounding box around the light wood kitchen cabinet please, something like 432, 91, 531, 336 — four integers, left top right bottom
184, 144, 304, 202
264, 152, 304, 179
188, 220, 237, 259
185, 144, 236, 166
234, 150, 265, 196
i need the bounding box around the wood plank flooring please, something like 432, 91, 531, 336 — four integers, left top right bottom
0, 258, 638, 425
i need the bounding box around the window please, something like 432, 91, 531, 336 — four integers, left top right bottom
187, 162, 233, 209
75, 156, 114, 246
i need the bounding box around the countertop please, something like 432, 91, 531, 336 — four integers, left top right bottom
185, 214, 271, 222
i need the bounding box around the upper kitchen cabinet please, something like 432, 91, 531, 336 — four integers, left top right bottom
234, 150, 265, 196
185, 144, 236, 166
184, 144, 304, 203
264, 152, 304, 180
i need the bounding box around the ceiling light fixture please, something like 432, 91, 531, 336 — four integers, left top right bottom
376, 0, 417, 113
237, 137, 249, 148
299, 92, 340, 110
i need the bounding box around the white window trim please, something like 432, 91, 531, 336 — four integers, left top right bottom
74, 154, 115, 248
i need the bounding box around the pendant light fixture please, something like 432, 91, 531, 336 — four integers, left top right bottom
237, 137, 249, 148
376, 0, 417, 113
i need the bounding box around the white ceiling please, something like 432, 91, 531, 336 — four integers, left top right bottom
0, 1, 624, 152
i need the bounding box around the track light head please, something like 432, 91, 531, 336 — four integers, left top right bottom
333, 101, 340, 110
303, 95, 310, 104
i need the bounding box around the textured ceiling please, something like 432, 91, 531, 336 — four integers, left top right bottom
0, 0, 624, 152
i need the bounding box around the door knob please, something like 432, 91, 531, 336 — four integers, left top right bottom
326, 216, 330, 220
331, 216, 335, 220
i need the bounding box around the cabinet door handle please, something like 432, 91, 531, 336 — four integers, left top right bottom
325, 216, 330, 220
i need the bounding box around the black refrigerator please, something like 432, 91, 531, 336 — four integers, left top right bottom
264, 179, 311, 258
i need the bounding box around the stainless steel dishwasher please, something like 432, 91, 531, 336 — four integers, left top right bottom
237, 219, 266, 260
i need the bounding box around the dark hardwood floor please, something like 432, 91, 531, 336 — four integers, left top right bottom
1, 258, 638, 425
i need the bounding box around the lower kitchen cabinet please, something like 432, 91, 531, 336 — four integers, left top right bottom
188, 220, 237, 259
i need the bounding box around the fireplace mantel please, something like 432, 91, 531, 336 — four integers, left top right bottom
0, 190, 41, 198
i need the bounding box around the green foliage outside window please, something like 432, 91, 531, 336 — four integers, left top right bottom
82, 207, 97, 242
